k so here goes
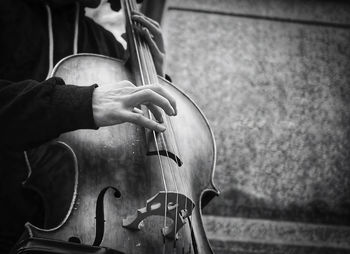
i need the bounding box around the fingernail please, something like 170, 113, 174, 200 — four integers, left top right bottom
168, 109, 174, 116
157, 124, 166, 132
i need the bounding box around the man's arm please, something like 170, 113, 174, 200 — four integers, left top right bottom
0, 77, 98, 150
0, 78, 176, 150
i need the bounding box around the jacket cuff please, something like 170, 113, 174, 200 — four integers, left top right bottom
50, 78, 98, 133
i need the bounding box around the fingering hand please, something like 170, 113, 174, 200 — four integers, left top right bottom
131, 11, 165, 76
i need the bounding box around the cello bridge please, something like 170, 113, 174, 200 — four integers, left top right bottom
122, 191, 195, 239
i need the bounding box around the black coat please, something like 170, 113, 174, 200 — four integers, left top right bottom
0, 0, 125, 252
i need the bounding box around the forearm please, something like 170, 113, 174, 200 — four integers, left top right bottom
0, 77, 98, 150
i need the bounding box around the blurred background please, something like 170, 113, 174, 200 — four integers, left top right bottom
87, 0, 350, 253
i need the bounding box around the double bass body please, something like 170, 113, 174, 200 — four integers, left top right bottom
24, 54, 218, 253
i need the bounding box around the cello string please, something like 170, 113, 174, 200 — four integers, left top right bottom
129, 6, 171, 254
128, 5, 170, 254
137, 32, 190, 202
131, 6, 182, 246
126, 0, 167, 191
125, 1, 169, 243
141, 41, 181, 246
163, 111, 195, 251
141, 34, 197, 250
141, 22, 195, 252
136, 22, 182, 243
136, 29, 178, 199
128, 5, 172, 194
128, 0, 194, 250
127, 1, 171, 252
145, 53, 197, 253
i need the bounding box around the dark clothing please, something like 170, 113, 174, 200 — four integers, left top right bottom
0, 0, 125, 252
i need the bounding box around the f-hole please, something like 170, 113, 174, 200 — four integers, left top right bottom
93, 186, 121, 246
147, 150, 183, 167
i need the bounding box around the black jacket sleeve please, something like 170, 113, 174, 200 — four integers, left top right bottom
0, 77, 98, 150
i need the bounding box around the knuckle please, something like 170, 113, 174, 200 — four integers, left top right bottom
148, 85, 161, 93
156, 86, 165, 93
133, 113, 142, 121
121, 80, 134, 87
165, 100, 172, 108
143, 88, 155, 97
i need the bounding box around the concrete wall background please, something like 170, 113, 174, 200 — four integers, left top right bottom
163, 0, 350, 224
162, 1, 350, 252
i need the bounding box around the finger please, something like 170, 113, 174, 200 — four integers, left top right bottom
132, 107, 144, 114
133, 104, 163, 123
134, 26, 164, 56
147, 104, 164, 123
132, 11, 161, 28
124, 84, 176, 114
118, 80, 136, 88
132, 14, 162, 40
148, 85, 177, 115
133, 25, 165, 75
136, 85, 176, 115
127, 112, 166, 132
126, 88, 176, 116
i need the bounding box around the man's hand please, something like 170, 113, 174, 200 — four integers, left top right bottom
92, 81, 176, 132
107, 0, 166, 76
131, 11, 165, 76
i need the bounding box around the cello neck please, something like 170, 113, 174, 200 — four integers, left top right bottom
122, 0, 158, 87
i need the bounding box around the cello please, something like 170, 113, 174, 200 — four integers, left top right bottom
19, 0, 219, 253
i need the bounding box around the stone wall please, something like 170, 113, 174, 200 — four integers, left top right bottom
162, 0, 350, 252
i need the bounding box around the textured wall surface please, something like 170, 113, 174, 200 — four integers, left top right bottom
163, 0, 350, 228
